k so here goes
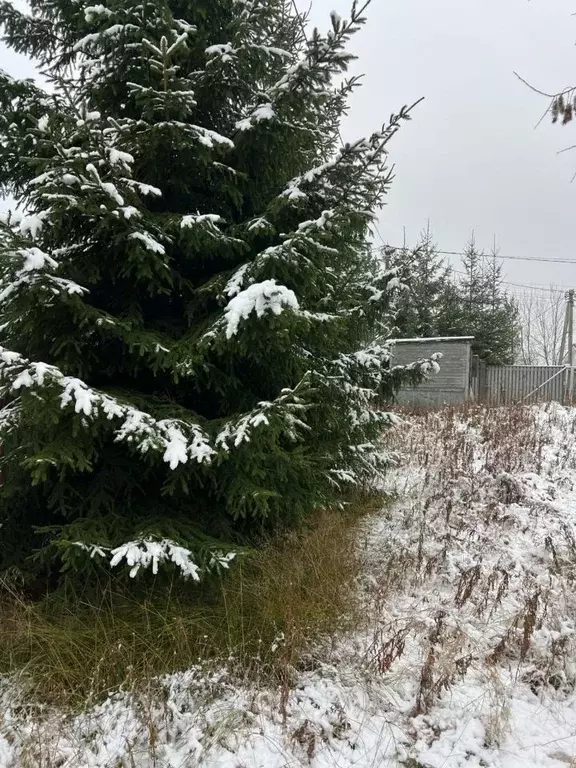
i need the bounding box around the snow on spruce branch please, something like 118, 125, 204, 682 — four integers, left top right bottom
236, 103, 276, 131
84, 5, 113, 22
224, 125, 409, 297
225, 210, 339, 298
180, 213, 244, 245
216, 380, 310, 450
0, 349, 214, 468
391, 355, 442, 377
0, 246, 88, 303
223, 279, 298, 339
234, 5, 365, 133
181, 213, 224, 231
280, 117, 407, 211
75, 538, 236, 580
334, 345, 393, 373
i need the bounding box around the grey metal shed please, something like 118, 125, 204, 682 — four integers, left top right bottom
390, 336, 474, 407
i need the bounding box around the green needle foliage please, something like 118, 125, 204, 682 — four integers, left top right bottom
0, 0, 425, 587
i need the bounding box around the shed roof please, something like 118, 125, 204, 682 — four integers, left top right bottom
389, 336, 474, 344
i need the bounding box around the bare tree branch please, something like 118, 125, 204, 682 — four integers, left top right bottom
513, 71, 575, 100
517, 289, 565, 365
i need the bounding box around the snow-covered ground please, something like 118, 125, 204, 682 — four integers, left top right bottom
2, 403, 576, 767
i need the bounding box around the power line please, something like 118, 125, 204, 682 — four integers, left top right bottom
372, 231, 572, 292
437, 248, 576, 266
451, 269, 564, 294
526, 301, 564, 327
453, 271, 561, 292
381, 244, 576, 267
502, 282, 564, 293
502, 279, 564, 290
494, 288, 561, 297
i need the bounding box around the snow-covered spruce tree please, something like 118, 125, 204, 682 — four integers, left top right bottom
457, 236, 518, 365
0, 0, 427, 584
384, 225, 454, 339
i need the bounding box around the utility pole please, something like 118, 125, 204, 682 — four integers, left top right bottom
559, 299, 569, 365
559, 290, 575, 402
569, 289, 575, 401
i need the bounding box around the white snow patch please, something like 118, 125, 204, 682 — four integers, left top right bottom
181, 213, 223, 229
19, 213, 48, 240
108, 148, 134, 167
236, 103, 276, 131
109, 538, 202, 580
37, 114, 49, 132
206, 42, 234, 57
224, 279, 298, 339
84, 4, 113, 21
121, 206, 141, 220
122, 179, 162, 197
225, 262, 250, 297
129, 231, 166, 255
19, 246, 57, 272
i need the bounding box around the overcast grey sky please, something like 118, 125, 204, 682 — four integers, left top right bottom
299, 0, 576, 296
0, 0, 575, 297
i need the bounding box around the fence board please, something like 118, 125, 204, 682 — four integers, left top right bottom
485, 365, 567, 404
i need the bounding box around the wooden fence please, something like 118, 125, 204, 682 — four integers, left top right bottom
481, 365, 568, 404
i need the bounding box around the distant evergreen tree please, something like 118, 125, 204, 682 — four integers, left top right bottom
481, 243, 519, 365
384, 224, 452, 338
387, 229, 519, 364
456, 236, 518, 365
459, 234, 489, 317
435, 277, 466, 338
0, 0, 425, 584
486, 241, 503, 310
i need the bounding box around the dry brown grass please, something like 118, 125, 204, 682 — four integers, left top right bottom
0, 493, 382, 707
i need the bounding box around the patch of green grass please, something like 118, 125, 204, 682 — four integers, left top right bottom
0, 493, 383, 706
